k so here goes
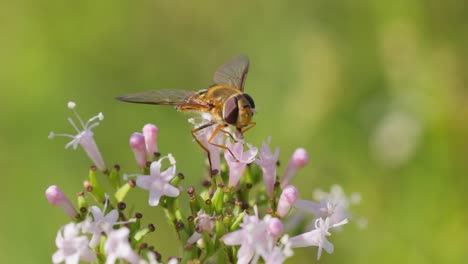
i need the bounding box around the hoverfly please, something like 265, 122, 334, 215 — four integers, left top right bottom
116, 55, 256, 169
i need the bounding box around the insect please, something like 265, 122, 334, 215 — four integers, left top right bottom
116, 55, 256, 169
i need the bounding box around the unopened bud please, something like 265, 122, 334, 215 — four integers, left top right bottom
129, 132, 147, 168
276, 185, 299, 217
142, 124, 159, 160
281, 148, 309, 187
267, 217, 284, 238
45, 185, 77, 218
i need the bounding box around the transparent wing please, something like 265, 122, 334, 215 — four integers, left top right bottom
213, 55, 249, 91
116, 89, 197, 105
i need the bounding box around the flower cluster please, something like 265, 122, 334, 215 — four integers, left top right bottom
46, 102, 361, 263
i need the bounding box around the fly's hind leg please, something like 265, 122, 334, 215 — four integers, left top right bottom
191, 122, 216, 174
207, 124, 239, 162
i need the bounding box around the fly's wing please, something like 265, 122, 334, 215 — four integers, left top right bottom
116, 89, 199, 106
213, 55, 249, 91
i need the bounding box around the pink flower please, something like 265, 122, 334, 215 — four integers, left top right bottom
49, 101, 106, 171
224, 140, 258, 187
142, 124, 159, 159
129, 132, 147, 168
52, 222, 96, 264
289, 217, 348, 260
281, 148, 309, 187
45, 185, 77, 218
255, 138, 279, 198
134, 154, 180, 206
276, 185, 299, 218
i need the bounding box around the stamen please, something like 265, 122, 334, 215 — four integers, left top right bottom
65, 140, 78, 150
85, 113, 104, 128
253, 205, 259, 217
334, 218, 349, 227
115, 218, 137, 225
51, 133, 75, 139
87, 122, 100, 131
103, 194, 110, 213
123, 173, 140, 180
67, 117, 81, 134
71, 107, 86, 130
314, 218, 321, 229
168, 153, 176, 165
67, 101, 76, 109
187, 118, 196, 124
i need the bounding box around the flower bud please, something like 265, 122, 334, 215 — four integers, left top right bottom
197, 212, 214, 233
129, 132, 146, 168
267, 217, 284, 238
276, 185, 299, 217
142, 124, 159, 159
45, 185, 77, 218
281, 148, 309, 187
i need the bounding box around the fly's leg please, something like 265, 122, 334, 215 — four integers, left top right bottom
191, 122, 216, 173
241, 122, 256, 134
208, 124, 239, 162
218, 128, 237, 142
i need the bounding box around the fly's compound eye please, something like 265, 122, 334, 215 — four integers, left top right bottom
243, 93, 255, 109
223, 96, 239, 125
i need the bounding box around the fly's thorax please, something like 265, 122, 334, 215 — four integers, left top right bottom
222, 94, 255, 129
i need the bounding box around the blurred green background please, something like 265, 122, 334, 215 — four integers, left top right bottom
1, 0, 467, 263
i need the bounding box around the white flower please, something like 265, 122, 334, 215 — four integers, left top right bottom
370, 109, 422, 168
289, 217, 348, 260
134, 154, 180, 206
221, 207, 281, 264
49, 101, 106, 171
259, 235, 293, 264
295, 185, 360, 226
52, 222, 96, 264
82, 197, 136, 247
314, 184, 360, 209
104, 227, 140, 264
294, 199, 348, 227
